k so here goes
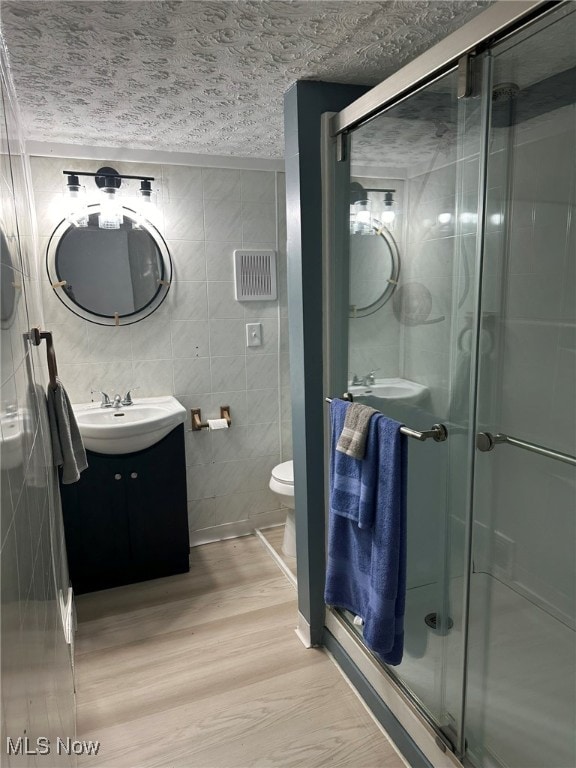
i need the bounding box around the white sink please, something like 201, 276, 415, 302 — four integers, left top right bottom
0, 407, 30, 469
348, 378, 429, 404
74, 396, 187, 455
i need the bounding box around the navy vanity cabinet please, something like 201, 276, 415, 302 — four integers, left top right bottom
60, 424, 189, 594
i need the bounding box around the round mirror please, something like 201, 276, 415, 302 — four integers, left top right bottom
46, 205, 171, 326
349, 225, 400, 318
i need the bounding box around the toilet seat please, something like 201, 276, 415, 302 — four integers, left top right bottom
271, 460, 293, 486
269, 460, 295, 509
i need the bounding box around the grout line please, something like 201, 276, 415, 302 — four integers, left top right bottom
254, 527, 297, 589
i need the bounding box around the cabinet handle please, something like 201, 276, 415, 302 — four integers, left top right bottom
114, 473, 122, 480
130, 472, 138, 479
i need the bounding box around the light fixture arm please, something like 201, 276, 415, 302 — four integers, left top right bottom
63, 169, 155, 185
350, 181, 396, 205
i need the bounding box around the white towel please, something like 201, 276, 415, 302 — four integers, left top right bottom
46, 379, 88, 484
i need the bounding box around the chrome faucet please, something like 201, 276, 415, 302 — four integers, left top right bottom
98, 391, 112, 408
364, 368, 380, 386
121, 388, 138, 406
94, 389, 137, 408
351, 368, 380, 387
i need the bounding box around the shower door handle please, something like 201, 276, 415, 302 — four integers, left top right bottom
476, 432, 576, 466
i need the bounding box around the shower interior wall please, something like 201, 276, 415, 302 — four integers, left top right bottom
31, 157, 292, 544
1, 54, 75, 760
350, 108, 575, 625
473, 114, 575, 626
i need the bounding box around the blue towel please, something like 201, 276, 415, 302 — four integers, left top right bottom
325, 400, 407, 664
330, 399, 378, 530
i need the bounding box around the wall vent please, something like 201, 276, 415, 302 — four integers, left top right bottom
233, 249, 277, 301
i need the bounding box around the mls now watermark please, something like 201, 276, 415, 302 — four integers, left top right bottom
7, 736, 100, 756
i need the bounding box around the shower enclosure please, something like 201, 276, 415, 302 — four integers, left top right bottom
323, 4, 575, 767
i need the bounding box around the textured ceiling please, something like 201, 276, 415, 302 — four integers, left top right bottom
1, 0, 491, 158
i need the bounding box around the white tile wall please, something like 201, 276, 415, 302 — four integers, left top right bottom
473, 127, 575, 619
32, 158, 292, 538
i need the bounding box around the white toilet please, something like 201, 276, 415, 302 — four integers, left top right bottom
269, 460, 296, 558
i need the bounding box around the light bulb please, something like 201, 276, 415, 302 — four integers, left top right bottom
65, 175, 88, 227
66, 186, 88, 228
99, 188, 121, 230
354, 200, 373, 235
355, 200, 371, 224
381, 209, 395, 224
132, 181, 158, 229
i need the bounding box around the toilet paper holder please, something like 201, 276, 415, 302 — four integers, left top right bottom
191, 405, 232, 431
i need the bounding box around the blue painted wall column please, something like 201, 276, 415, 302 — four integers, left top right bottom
284, 81, 368, 645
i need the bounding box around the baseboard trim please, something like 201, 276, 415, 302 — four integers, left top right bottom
189, 510, 286, 548
295, 612, 314, 648
254, 527, 297, 589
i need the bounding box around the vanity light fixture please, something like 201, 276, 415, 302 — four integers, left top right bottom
65, 174, 88, 228
131, 178, 158, 229
381, 190, 396, 225
139, 179, 153, 202
349, 182, 396, 234
63, 167, 156, 230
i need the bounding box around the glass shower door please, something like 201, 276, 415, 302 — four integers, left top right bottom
336, 62, 488, 746
466, 6, 576, 768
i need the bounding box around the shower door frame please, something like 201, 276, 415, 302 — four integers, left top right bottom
320, 0, 564, 764
330, 1, 551, 140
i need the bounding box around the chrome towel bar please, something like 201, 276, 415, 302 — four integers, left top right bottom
325, 395, 448, 443
476, 432, 576, 467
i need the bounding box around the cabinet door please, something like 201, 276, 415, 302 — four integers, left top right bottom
125, 426, 189, 579
60, 453, 132, 593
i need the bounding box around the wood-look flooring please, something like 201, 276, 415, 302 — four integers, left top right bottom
75, 535, 406, 768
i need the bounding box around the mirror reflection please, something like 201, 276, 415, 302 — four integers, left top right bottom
46, 206, 171, 325
1, 230, 21, 329
349, 225, 400, 317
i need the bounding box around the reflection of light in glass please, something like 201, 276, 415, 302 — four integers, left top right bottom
355, 200, 371, 224
350, 186, 396, 235
99, 189, 122, 230
350, 200, 373, 235
381, 209, 395, 225
437, 212, 452, 225
460, 212, 477, 225
490, 213, 503, 227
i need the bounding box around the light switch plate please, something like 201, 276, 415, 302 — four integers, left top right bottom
246, 323, 262, 347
